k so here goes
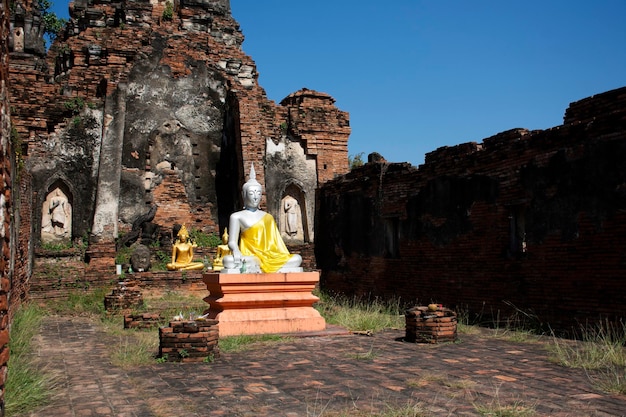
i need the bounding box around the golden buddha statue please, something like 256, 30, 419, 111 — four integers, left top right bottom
212, 228, 232, 272
166, 224, 205, 271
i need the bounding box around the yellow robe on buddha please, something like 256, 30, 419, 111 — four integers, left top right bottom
239, 213, 292, 273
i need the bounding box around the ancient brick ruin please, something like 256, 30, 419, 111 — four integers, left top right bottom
317, 86, 626, 331
2, 0, 626, 412
2, 1, 350, 410
8, 0, 350, 286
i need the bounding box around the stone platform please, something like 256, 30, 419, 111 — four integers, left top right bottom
202, 271, 326, 337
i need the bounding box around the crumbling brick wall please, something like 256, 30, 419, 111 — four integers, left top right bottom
316, 86, 626, 332
0, 0, 15, 413
6, 0, 348, 291
9, 0, 349, 249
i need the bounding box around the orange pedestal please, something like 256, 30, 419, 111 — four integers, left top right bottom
202, 272, 326, 337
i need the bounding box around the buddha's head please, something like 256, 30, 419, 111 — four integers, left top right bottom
242, 164, 262, 210
177, 224, 190, 242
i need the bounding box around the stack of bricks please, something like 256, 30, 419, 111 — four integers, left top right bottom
104, 280, 143, 311
124, 313, 162, 329
405, 306, 457, 343
158, 319, 219, 362
83, 242, 117, 281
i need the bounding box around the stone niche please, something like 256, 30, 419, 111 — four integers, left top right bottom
266, 135, 317, 243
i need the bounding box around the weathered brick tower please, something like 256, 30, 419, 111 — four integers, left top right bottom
7, 0, 350, 274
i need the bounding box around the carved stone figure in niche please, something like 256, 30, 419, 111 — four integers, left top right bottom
222, 164, 302, 274
41, 188, 72, 243
280, 195, 304, 241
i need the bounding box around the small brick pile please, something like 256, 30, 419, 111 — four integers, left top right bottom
104, 280, 143, 311
405, 306, 457, 343
124, 313, 162, 329
159, 319, 219, 362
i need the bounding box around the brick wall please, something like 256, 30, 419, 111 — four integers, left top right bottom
279, 89, 351, 183
316, 86, 626, 332
9, 0, 349, 245
0, 0, 12, 412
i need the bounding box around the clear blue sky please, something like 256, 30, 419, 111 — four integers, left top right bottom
52, 0, 626, 166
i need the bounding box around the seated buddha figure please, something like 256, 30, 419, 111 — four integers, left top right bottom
166, 224, 205, 271
222, 165, 302, 273
212, 228, 232, 272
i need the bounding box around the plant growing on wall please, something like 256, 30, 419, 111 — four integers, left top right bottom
349, 152, 364, 169
188, 228, 221, 248
162, 1, 174, 20
63, 97, 85, 115
115, 246, 132, 265
39, 0, 67, 42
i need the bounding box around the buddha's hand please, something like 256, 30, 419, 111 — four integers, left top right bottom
232, 249, 242, 265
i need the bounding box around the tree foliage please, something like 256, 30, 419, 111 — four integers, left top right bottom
38, 0, 67, 41
349, 152, 365, 170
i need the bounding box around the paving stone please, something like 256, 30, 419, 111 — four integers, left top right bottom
19, 316, 626, 416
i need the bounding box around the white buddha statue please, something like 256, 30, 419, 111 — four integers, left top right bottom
222, 165, 302, 273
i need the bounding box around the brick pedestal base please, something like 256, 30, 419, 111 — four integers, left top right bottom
158, 319, 219, 362
405, 306, 457, 343
202, 272, 326, 337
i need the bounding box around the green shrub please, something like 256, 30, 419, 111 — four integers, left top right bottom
115, 246, 132, 265
162, 1, 173, 20
63, 97, 85, 115
188, 228, 221, 248
152, 250, 170, 271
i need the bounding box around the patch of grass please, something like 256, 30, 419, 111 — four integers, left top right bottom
5, 304, 57, 416
455, 306, 481, 335
548, 319, 626, 370
110, 331, 158, 369
472, 384, 536, 417
44, 287, 111, 316
473, 399, 535, 417
548, 319, 626, 394
140, 290, 208, 324
587, 365, 626, 395
315, 292, 404, 333
492, 328, 542, 344
309, 400, 429, 417
219, 334, 288, 353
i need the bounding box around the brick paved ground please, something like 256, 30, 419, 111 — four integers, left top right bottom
16, 316, 626, 416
